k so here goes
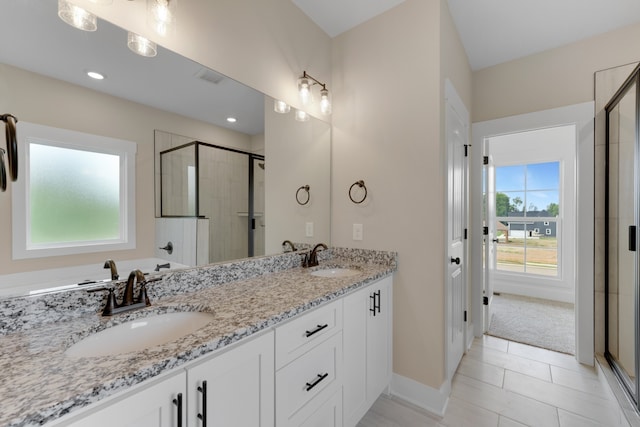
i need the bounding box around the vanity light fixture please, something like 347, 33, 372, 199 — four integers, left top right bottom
147, 0, 177, 37
274, 100, 291, 114
58, 0, 97, 32
297, 71, 332, 115
127, 32, 158, 57
294, 110, 309, 122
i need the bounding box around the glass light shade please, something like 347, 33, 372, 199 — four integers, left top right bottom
274, 100, 291, 114
295, 110, 310, 122
319, 88, 332, 115
127, 32, 158, 57
148, 0, 177, 36
58, 0, 97, 32
298, 77, 312, 105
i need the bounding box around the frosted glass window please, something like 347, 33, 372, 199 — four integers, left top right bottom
13, 122, 137, 259
29, 143, 120, 244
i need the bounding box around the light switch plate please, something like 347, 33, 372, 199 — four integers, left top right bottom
353, 223, 363, 241
305, 222, 314, 237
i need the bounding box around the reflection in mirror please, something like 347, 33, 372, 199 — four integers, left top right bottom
0, 0, 331, 296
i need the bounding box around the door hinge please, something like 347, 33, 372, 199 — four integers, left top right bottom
483, 296, 489, 306
464, 310, 467, 322
483, 156, 489, 165
483, 226, 488, 236
464, 228, 468, 240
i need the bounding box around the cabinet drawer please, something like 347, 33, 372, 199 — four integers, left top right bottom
276, 332, 342, 426
275, 299, 342, 368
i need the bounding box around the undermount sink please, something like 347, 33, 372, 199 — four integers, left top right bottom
310, 268, 361, 278
65, 311, 215, 357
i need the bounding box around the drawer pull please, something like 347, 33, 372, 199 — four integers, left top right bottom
197, 380, 207, 426
305, 373, 329, 391
173, 393, 183, 427
305, 323, 329, 337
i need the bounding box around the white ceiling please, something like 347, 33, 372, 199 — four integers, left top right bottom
294, 0, 640, 70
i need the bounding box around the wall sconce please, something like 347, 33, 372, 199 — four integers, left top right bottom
297, 71, 332, 115
127, 32, 158, 57
274, 100, 291, 114
147, 0, 177, 36
295, 110, 310, 122
58, 0, 97, 31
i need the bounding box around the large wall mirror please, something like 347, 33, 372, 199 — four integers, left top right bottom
0, 0, 331, 295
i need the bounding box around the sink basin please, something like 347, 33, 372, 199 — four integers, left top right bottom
65, 312, 214, 357
310, 268, 361, 278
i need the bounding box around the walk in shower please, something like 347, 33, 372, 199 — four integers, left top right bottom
606, 63, 640, 408
160, 140, 265, 263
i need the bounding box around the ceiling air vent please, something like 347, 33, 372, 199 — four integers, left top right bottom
195, 68, 225, 85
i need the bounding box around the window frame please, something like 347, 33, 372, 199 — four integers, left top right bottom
12, 122, 136, 259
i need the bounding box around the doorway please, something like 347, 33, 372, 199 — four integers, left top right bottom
471, 102, 595, 365
483, 127, 576, 354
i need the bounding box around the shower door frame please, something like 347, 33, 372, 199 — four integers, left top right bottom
605, 63, 640, 408
159, 140, 265, 259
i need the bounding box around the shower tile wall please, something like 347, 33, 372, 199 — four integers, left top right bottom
594, 62, 639, 354
199, 147, 249, 263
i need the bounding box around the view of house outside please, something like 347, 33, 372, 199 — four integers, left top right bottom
493, 162, 560, 277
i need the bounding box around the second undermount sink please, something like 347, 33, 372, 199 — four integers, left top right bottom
310, 268, 361, 278
65, 311, 215, 358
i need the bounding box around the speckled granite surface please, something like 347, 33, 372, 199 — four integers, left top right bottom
0, 248, 396, 427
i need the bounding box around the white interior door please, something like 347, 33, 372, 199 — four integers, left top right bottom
445, 80, 468, 379
483, 154, 496, 332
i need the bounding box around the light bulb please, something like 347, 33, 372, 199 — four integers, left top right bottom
127, 32, 158, 57
148, 0, 177, 36
298, 77, 311, 105
319, 88, 332, 115
295, 110, 310, 122
58, 0, 97, 32
274, 100, 291, 114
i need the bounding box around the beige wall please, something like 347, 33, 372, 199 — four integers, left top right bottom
332, 0, 471, 389
473, 22, 640, 122
0, 63, 250, 274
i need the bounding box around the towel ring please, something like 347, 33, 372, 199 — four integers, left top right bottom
0, 149, 6, 192
349, 180, 367, 204
0, 114, 18, 182
296, 185, 310, 205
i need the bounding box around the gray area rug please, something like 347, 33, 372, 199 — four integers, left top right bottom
487, 293, 575, 355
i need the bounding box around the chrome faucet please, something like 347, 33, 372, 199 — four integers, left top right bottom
306, 243, 328, 268
103, 259, 119, 281
282, 240, 297, 252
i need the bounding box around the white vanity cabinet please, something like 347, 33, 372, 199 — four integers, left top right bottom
343, 275, 393, 427
275, 299, 343, 427
185, 331, 274, 427
64, 371, 187, 427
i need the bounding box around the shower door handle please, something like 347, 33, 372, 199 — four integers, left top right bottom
629, 225, 637, 252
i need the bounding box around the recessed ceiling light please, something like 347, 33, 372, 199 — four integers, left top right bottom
87, 71, 105, 80
226, 117, 237, 123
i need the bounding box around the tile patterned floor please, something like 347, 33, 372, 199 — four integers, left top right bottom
358, 335, 632, 427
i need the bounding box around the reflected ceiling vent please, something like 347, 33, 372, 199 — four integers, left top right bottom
195, 68, 225, 85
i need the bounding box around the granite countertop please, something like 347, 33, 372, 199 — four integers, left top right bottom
0, 248, 396, 426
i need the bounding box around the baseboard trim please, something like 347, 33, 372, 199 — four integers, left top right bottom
390, 373, 450, 417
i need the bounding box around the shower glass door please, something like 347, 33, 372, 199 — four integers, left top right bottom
606, 66, 639, 403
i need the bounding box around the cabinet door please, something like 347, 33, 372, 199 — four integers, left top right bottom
366, 276, 392, 400
186, 331, 274, 427
66, 372, 187, 427
298, 389, 343, 427
343, 286, 368, 427
343, 275, 393, 427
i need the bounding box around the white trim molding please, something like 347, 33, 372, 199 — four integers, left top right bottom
390, 373, 451, 417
